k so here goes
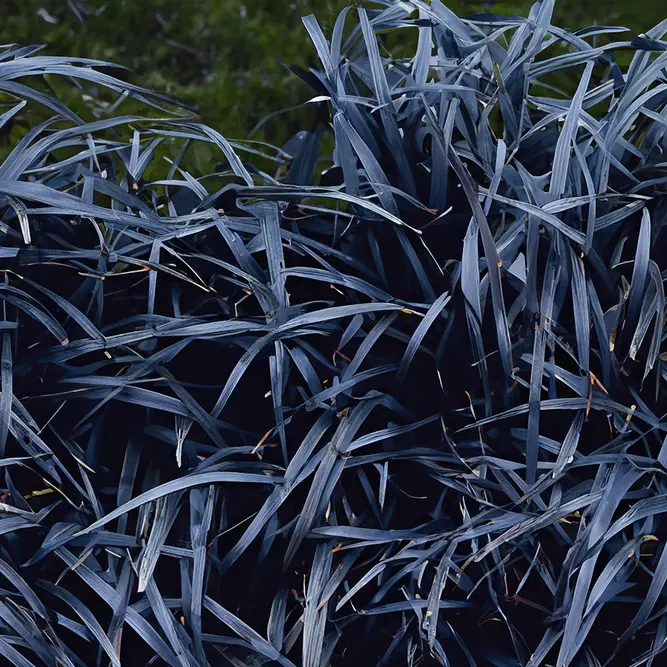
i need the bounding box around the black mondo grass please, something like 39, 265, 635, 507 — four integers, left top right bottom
3, 2, 667, 666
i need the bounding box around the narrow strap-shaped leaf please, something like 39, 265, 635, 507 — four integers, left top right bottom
550, 61, 594, 198
76, 472, 279, 535
397, 292, 450, 384
204, 596, 296, 667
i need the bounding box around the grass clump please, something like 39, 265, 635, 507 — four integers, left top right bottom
1, 1, 667, 665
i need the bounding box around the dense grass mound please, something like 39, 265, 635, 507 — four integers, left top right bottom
2, 1, 667, 665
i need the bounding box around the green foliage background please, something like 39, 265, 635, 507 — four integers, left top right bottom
3, 0, 666, 148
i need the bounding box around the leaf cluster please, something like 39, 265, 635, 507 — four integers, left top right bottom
1, 2, 667, 665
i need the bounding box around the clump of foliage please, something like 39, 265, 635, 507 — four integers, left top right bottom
2, 1, 667, 666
